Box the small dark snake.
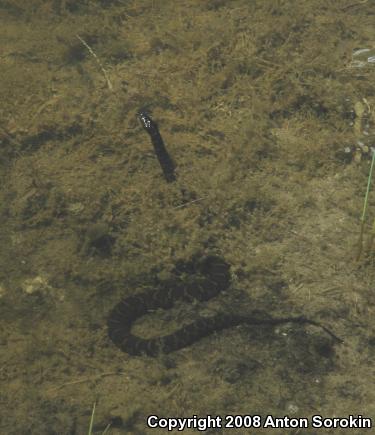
[107,255,342,357]
[138,110,176,183]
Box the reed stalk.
[356,150,375,260]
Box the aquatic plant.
[88,402,111,435]
[356,150,375,260]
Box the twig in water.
[174,197,205,209]
[76,34,113,91]
[47,370,124,393]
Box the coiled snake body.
[107,255,341,356]
[107,256,231,356]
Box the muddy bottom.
[0,1,375,434]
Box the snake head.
[137,108,154,131]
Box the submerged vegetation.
[0,0,375,433]
[356,151,375,260]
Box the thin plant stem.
[356,150,375,260]
[76,34,113,91]
[87,401,111,434]
[88,401,96,435]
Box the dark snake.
[138,109,176,183]
[107,114,341,356]
[107,255,342,357]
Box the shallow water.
[0,1,375,434]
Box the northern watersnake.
[107,255,342,357]
[107,114,341,356]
